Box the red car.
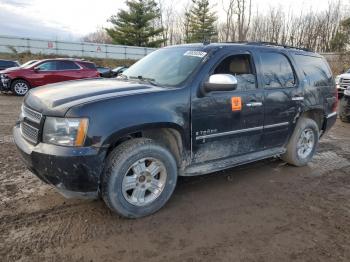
[0,58,100,96]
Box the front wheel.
[281,117,319,166]
[102,138,178,218]
[11,79,30,96]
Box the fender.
[66,86,191,150]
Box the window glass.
[294,55,332,87]
[123,48,206,86]
[57,61,80,70]
[37,61,57,71]
[0,61,17,68]
[80,62,96,69]
[213,54,257,91]
[260,52,296,88]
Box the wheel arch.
[299,108,325,133]
[10,77,31,88]
[103,123,188,169]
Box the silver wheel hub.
[14,82,28,95]
[297,128,315,159]
[122,158,167,206]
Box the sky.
[0,0,346,41]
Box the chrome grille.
[340,78,350,88]
[20,122,39,144]
[22,105,42,124]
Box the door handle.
[246,102,263,107]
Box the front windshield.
[123,48,207,86]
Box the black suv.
[14,43,337,218]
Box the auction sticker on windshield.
[184,51,207,58]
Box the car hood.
[24,78,165,116]
[338,73,350,79]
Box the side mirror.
[33,66,40,72]
[203,74,238,93]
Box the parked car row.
[0,58,128,96]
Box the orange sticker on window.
[231,97,242,111]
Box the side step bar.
[182,147,286,176]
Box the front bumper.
[13,124,107,198]
[0,74,10,90]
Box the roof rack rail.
[222,41,313,52]
[246,42,313,52]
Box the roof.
[167,42,317,55]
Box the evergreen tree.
[186,0,217,43]
[106,0,165,47]
[330,18,350,52]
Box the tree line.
[82,0,350,52]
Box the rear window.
[0,60,18,68]
[294,54,332,87]
[79,62,96,70]
[259,52,296,88]
[57,61,80,70]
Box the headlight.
[43,117,89,146]
[335,76,341,85]
[345,87,350,96]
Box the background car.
[0,59,20,70]
[96,66,112,78]
[335,68,350,97]
[20,60,38,68]
[111,66,128,77]
[0,58,100,96]
[339,87,350,123]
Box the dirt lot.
[0,95,350,262]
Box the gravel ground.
[0,94,350,262]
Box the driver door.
[191,51,264,163]
[32,61,60,86]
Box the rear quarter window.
[79,62,96,70]
[294,54,333,87]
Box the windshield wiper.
[128,75,159,86]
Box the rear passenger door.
[258,51,303,148]
[56,61,82,82]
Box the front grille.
[20,121,39,144]
[22,105,42,124]
[20,105,42,144]
[340,78,350,88]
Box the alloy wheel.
[297,128,315,159]
[122,157,167,206]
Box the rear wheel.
[281,117,319,166]
[102,138,178,218]
[11,79,30,96]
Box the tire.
[11,79,30,96]
[281,117,319,166]
[339,97,350,123]
[102,138,178,218]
